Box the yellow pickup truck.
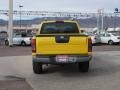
[32,20,92,74]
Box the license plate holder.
[56,55,68,62]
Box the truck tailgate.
[36,35,88,55]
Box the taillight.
[88,38,92,52]
[32,39,36,53]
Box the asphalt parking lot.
[0,45,120,90]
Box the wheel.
[119,42,120,45]
[78,61,89,73]
[108,40,114,45]
[33,61,43,74]
[21,41,26,46]
[5,40,9,46]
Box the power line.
[0,10,103,18]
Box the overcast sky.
[0,0,119,12]
[0,0,119,19]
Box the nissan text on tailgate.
[32,20,92,74]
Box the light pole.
[8,0,13,46]
[97,9,102,34]
[4,13,8,30]
[97,9,104,34]
[101,9,104,32]
[97,10,99,32]
[19,5,23,31]
[114,8,119,31]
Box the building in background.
[0,24,38,34]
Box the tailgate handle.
[55,35,69,43]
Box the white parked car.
[100,32,120,45]
[5,34,32,46]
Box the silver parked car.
[5,34,32,46]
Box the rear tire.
[108,40,114,45]
[21,41,26,46]
[33,61,43,74]
[5,40,9,46]
[78,61,89,73]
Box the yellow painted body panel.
[35,36,88,55]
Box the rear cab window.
[40,21,79,34]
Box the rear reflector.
[88,38,92,52]
[32,39,36,53]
